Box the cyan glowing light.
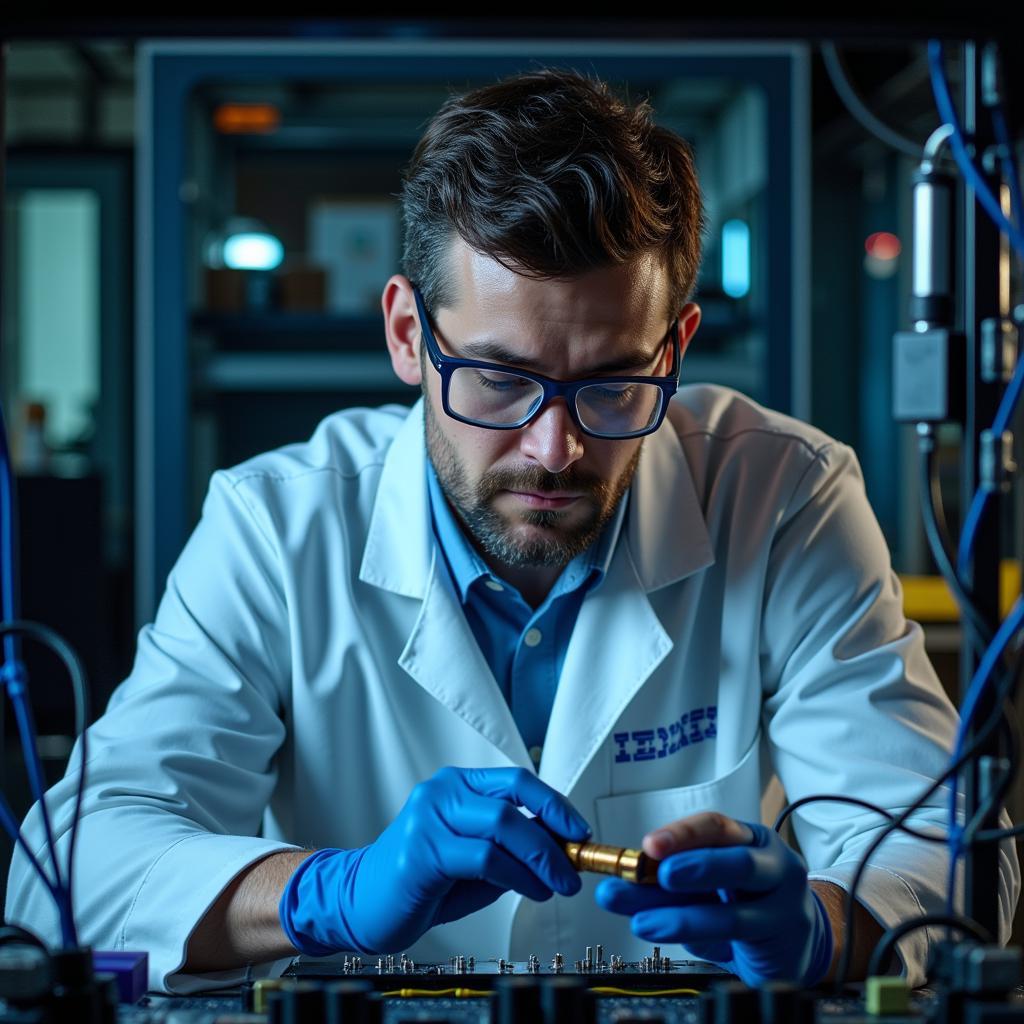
[722,219,751,299]
[223,232,284,271]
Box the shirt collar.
[425,458,628,605]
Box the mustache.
[478,465,607,499]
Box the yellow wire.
[381,987,492,998]
[381,983,701,999]
[589,986,701,996]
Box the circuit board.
[6,956,1024,1022]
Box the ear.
[677,302,702,359]
[382,275,423,386]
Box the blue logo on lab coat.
[612,705,718,763]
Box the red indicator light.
[865,231,902,260]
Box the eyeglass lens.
[448,367,664,436]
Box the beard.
[424,394,641,570]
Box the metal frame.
[137,38,809,626]
[5,149,134,568]
[958,39,1003,942]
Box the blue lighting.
[223,232,284,271]
[722,219,750,299]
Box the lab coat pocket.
[593,730,764,847]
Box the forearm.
[183,850,316,972]
[810,880,887,982]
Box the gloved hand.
[279,765,591,956]
[594,812,834,986]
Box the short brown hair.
[399,66,706,320]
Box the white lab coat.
[5,385,1019,993]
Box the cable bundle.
[781,38,1024,989]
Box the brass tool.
[560,837,660,884]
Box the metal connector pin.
[559,837,659,884]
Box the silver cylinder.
[912,171,952,302]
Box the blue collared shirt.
[426,460,628,760]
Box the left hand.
[594,811,834,987]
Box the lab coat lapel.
[358,398,433,599]
[398,554,532,770]
[627,406,715,592]
[359,398,532,769]
[540,418,715,797]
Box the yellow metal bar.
[900,560,1019,622]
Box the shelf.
[218,125,424,153]
[190,301,760,394]
[192,311,381,337]
[193,298,745,333]
[196,351,402,392]
[193,348,764,398]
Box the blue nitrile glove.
[279,765,591,956]
[594,820,834,986]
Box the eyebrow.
[457,338,665,376]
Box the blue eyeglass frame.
[411,283,681,440]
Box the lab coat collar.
[627,408,715,591]
[358,399,434,598]
[359,398,715,598]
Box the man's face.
[412,238,683,573]
[424,381,643,570]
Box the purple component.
[92,950,148,1004]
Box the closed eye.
[474,369,534,390]
[587,383,637,403]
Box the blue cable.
[0,405,76,945]
[957,490,990,580]
[945,596,1024,912]
[0,788,61,896]
[930,41,1024,578]
[956,346,1024,577]
[955,596,1024,770]
[0,619,88,951]
[928,41,1024,259]
[8,677,66,891]
[932,54,1024,913]
[0,410,64,889]
[1,792,74,946]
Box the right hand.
[278,765,592,955]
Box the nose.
[517,398,585,474]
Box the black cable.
[867,914,992,981]
[0,922,48,951]
[834,645,1024,989]
[0,620,90,947]
[820,42,927,160]
[917,431,995,649]
[774,794,947,843]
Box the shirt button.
[484,579,504,592]
[524,628,543,648]
[529,745,543,766]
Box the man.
[6,67,1018,994]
